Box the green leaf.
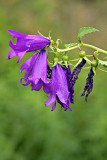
[98,59,107,67]
[65,43,77,48]
[78,27,99,43]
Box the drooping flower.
[70,58,86,87]
[81,67,94,101]
[7,30,51,62]
[44,64,72,111]
[20,50,49,91]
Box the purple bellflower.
[20,50,49,91]
[44,64,72,111]
[81,67,94,101]
[7,30,50,62]
[70,58,86,87]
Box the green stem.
[57,45,79,52]
[82,43,107,54]
[84,57,92,65]
[73,58,82,69]
[57,43,107,54]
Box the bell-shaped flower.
[20,50,49,91]
[44,64,72,111]
[7,30,51,62]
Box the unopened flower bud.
[79,50,86,58]
[62,55,69,61]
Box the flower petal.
[44,64,70,110]
[43,83,51,94]
[20,54,37,81]
[31,50,48,83]
[8,49,16,59]
[20,78,31,86]
[8,49,28,62]
[51,102,56,111]
[45,94,56,106]
[7,29,25,38]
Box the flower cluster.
[8,29,96,111]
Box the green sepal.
[64,61,68,68]
[37,31,48,38]
[78,27,99,43]
[56,39,62,47]
[52,57,59,67]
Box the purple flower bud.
[20,50,49,91]
[81,67,94,101]
[70,58,86,87]
[7,30,51,62]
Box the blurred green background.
[0,0,107,159]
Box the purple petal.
[7,30,25,38]
[61,65,74,104]
[51,102,56,111]
[43,83,52,94]
[30,50,48,83]
[8,49,28,62]
[20,54,37,81]
[8,49,16,59]
[45,94,56,106]
[20,78,30,86]
[20,50,49,92]
[54,64,70,105]
[30,79,43,91]
[44,64,70,110]
[57,95,72,111]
